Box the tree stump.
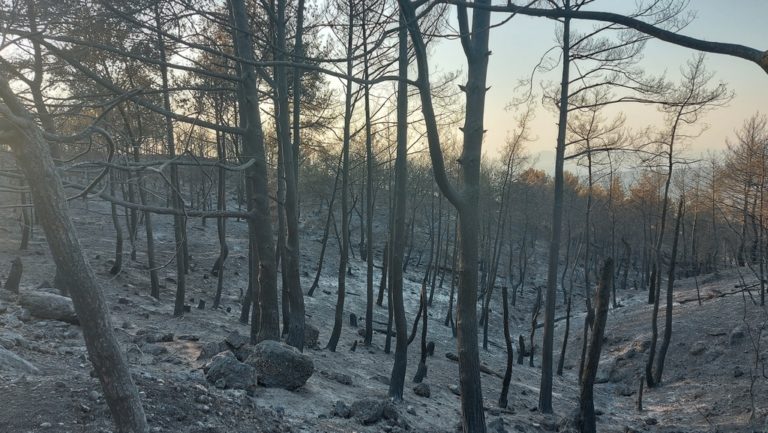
[4,258,22,294]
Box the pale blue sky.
[430,0,768,171]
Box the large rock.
[246,340,314,390]
[0,347,40,375]
[349,398,398,425]
[19,291,78,325]
[203,351,257,390]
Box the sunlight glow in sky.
[430,0,768,172]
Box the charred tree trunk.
[653,198,683,384]
[576,259,613,433]
[388,13,409,400]
[498,285,514,408]
[326,0,354,352]
[108,172,123,275]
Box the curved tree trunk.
[0,78,148,433]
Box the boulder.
[203,351,257,390]
[19,291,78,324]
[413,383,431,397]
[0,347,40,375]
[349,398,398,425]
[246,340,314,390]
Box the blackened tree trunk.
[398,0,492,429]
[275,0,305,351]
[540,0,571,412]
[576,259,613,433]
[653,198,684,384]
[326,0,354,352]
[387,12,409,400]
[230,0,279,342]
[109,171,123,275]
[212,131,229,309]
[155,6,187,317]
[498,285,514,408]
[362,5,374,347]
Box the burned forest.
[0,1,767,432]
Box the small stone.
[118,297,130,305]
[195,394,210,404]
[89,390,100,401]
[413,383,431,398]
[80,403,91,413]
[17,309,31,322]
[141,343,168,356]
[40,422,52,428]
[406,405,416,415]
[734,366,744,378]
[333,400,351,418]
[488,417,507,433]
[645,417,658,425]
[730,325,747,345]
[448,384,461,396]
[689,341,707,356]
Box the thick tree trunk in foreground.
[397,1,490,429]
[275,0,305,351]
[576,258,613,433]
[230,0,279,343]
[0,78,148,433]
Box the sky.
[429,0,768,172]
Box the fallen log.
[20,291,79,324]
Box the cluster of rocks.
[200,331,315,392]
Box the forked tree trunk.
[398,0,490,429]
[576,259,613,433]
[654,198,684,384]
[0,78,148,433]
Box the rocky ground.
[0,197,766,433]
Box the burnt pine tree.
[397,0,492,430]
